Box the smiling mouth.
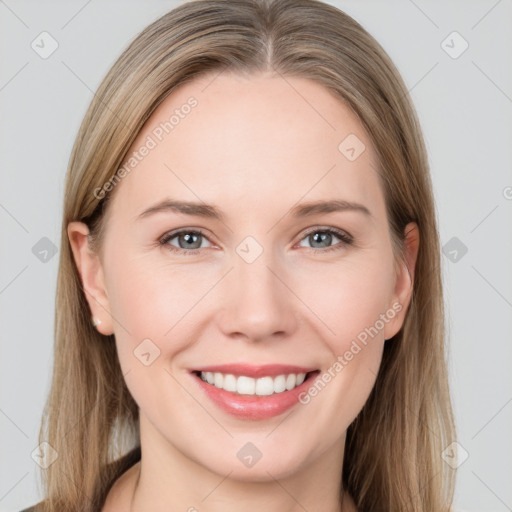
[192,370,320,397]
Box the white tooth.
[237,376,256,395]
[255,376,274,396]
[273,374,287,393]
[223,374,237,392]
[200,371,310,394]
[214,372,224,388]
[285,374,297,391]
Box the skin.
[68,70,419,512]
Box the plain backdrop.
[1,1,511,511]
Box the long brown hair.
[35,1,456,510]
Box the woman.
[23,0,456,510]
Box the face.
[69,71,417,481]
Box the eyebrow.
[290,199,372,218]
[135,198,372,222]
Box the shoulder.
[20,505,38,512]
[20,499,48,511]
[102,459,140,511]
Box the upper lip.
[191,364,318,378]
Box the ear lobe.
[67,221,114,335]
[383,222,420,341]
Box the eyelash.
[158,227,354,256]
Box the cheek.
[104,255,224,413]
[106,255,214,342]
[104,258,204,413]
[295,253,395,350]
[292,254,394,430]
[296,267,389,440]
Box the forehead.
[109,71,383,222]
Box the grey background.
[1,1,511,511]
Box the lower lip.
[191,371,320,420]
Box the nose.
[216,247,298,343]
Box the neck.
[126,413,355,512]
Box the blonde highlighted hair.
[34,1,456,510]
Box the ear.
[383,222,420,341]
[67,221,114,335]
